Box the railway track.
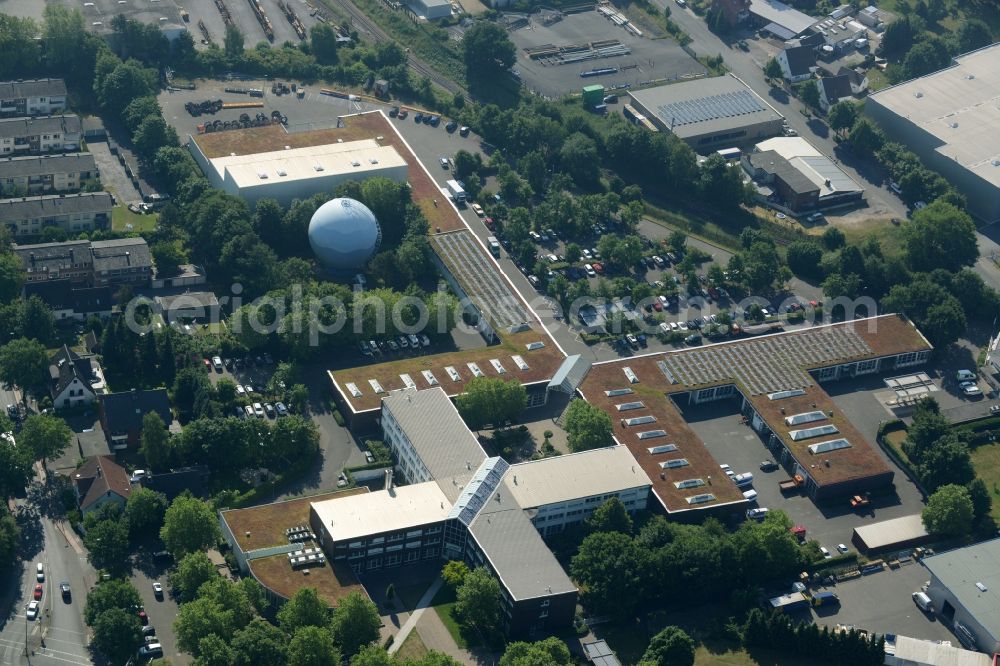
[320,0,466,97]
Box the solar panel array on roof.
[659,325,874,395]
[656,90,766,127]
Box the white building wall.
[530,486,649,535]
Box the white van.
[742,489,758,501]
[733,472,754,487]
[36,563,44,582]
[956,369,977,382]
[912,591,933,612]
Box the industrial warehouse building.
[743,136,864,212]
[924,538,1000,654]
[404,0,452,19]
[866,44,1000,223]
[627,75,784,151]
[188,137,408,206]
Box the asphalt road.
[0,493,95,666]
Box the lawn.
[429,584,475,650]
[970,442,1000,523]
[111,206,158,232]
[884,429,912,466]
[695,645,822,665]
[394,631,429,660]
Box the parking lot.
[0,0,328,48]
[506,9,706,98]
[677,392,927,551]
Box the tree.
[821,226,846,250]
[170,551,219,602]
[763,57,782,80]
[84,518,130,574]
[455,377,527,430]
[500,637,573,666]
[277,587,330,633]
[174,597,238,656]
[639,626,696,666]
[19,413,72,469]
[43,6,89,78]
[441,560,470,588]
[454,567,501,635]
[902,201,978,272]
[563,398,613,452]
[194,634,235,666]
[140,412,172,470]
[848,119,884,156]
[0,337,50,403]
[160,494,221,557]
[462,21,516,83]
[587,497,633,535]
[0,430,31,498]
[918,434,975,491]
[966,478,992,526]
[125,487,168,539]
[560,133,600,188]
[957,19,992,53]
[92,607,143,665]
[287,626,340,666]
[329,590,381,657]
[786,241,823,279]
[571,531,649,618]
[796,80,821,110]
[84,579,142,625]
[828,101,859,136]
[922,484,974,538]
[0,253,23,304]
[231,617,287,666]
[309,23,339,64]
[224,24,244,59]
[132,114,177,161]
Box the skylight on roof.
[686,493,716,505]
[807,438,851,454]
[789,424,839,441]
[606,388,634,397]
[646,442,677,453]
[785,410,827,426]
[640,431,669,441]
[768,389,807,400]
[616,401,645,412]
[659,458,689,469]
[675,478,705,490]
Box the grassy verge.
[970,442,1000,523]
[111,206,158,232]
[394,631,430,660]
[429,584,474,649]
[884,429,912,466]
[324,0,465,86]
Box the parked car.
[759,460,779,472]
[264,403,276,418]
[275,402,289,417]
[36,563,44,582]
[253,403,265,418]
[26,601,39,620]
[152,582,163,599]
[60,581,71,601]
[837,544,849,554]
[439,157,449,169]
[471,203,485,217]
[820,546,832,558]
[33,584,42,600]
[746,508,769,520]
[459,126,470,136]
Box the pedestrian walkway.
[387,577,443,655]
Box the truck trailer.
[446,179,466,204]
[769,592,810,613]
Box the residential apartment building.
[0,192,111,237]
[13,237,152,286]
[0,153,99,195]
[0,115,82,155]
[0,79,68,118]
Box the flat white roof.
[504,446,649,509]
[311,481,452,543]
[852,513,928,550]
[887,635,991,666]
[749,0,817,35]
[868,44,1000,188]
[210,140,407,188]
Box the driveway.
[130,557,189,665]
[89,140,142,206]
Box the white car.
[719,463,735,477]
[236,384,246,396]
[582,249,593,259]
[26,601,39,620]
[820,546,832,558]
[130,469,147,483]
[471,203,484,217]
[964,385,983,397]
[253,402,265,418]
[212,356,223,371]
[837,544,849,554]
[152,582,163,598]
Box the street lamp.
[24,604,31,665]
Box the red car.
[33,584,42,600]
[483,217,494,230]
[653,301,663,312]
[592,262,604,274]
[203,358,211,371]
[138,610,148,625]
